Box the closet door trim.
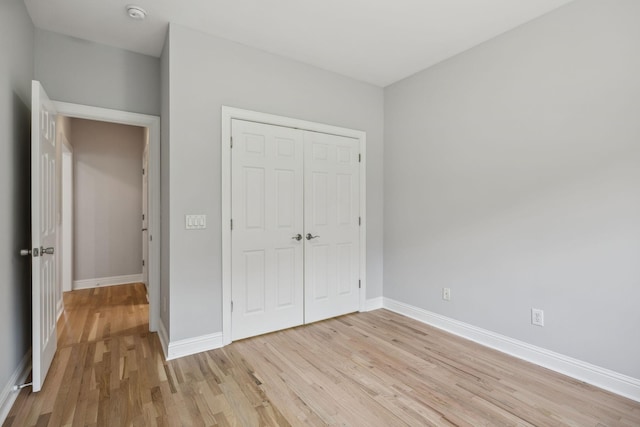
[221,106,367,346]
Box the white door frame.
[54,101,161,332]
[60,141,73,295]
[221,106,367,345]
[142,136,149,290]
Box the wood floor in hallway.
[4,283,640,426]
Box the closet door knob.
[291,234,302,241]
[306,233,320,240]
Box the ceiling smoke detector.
[126,5,147,20]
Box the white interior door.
[303,131,360,323]
[142,140,149,289]
[231,119,304,340]
[31,81,58,392]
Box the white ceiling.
[24,0,574,87]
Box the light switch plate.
[185,214,206,230]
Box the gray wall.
[34,29,160,116]
[384,0,640,378]
[0,0,33,399]
[165,24,384,341]
[71,119,144,281]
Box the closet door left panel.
[231,120,304,341]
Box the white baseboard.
[0,349,32,425]
[156,319,223,362]
[383,297,640,403]
[364,297,383,311]
[73,274,143,290]
[164,331,224,361]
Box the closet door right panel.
[304,131,360,323]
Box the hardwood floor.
[4,284,639,426]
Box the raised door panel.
[243,250,266,314]
[244,167,266,229]
[275,247,296,307]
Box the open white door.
[31,81,58,392]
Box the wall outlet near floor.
[442,287,451,301]
[531,308,544,326]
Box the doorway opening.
[58,118,147,290]
[54,102,160,333]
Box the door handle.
[40,246,54,255]
[291,234,302,241]
[306,233,320,240]
[142,228,148,232]
[20,249,31,256]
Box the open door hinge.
[142,259,145,267]
[358,153,361,163]
[359,216,361,226]
[231,301,234,312]
[359,280,361,289]
[142,168,145,175]
[230,219,233,230]
[230,136,233,148]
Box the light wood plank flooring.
[4,283,639,426]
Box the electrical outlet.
[531,308,544,326]
[442,287,451,301]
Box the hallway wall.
[71,119,145,284]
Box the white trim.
[60,144,73,294]
[365,297,383,311]
[56,135,73,325]
[158,321,170,361]
[0,349,32,425]
[53,101,161,333]
[383,297,640,403]
[158,312,221,362]
[221,106,367,346]
[165,333,224,361]
[73,274,143,290]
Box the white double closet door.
[231,119,361,341]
